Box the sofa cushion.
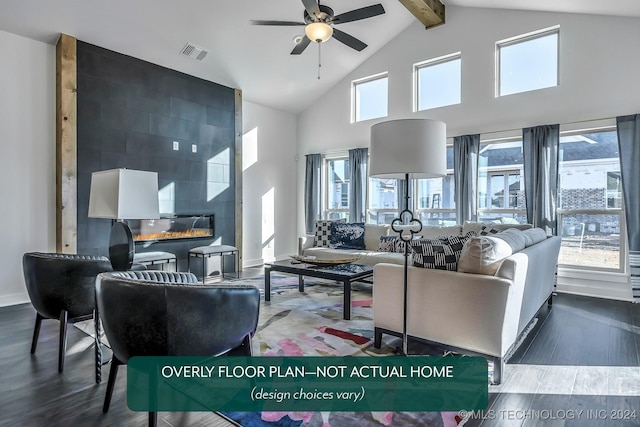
[492,228,527,253]
[462,221,532,236]
[420,225,463,239]
[303,247,405,266]
[329,222,365,250]
[410,235,470,271]
[313,219,345,247]
[365,224,390,250]
[457,235,513,275]
[522,228,548,247]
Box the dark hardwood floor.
[1,281,639,426]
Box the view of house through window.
[325,158,350,221]
[368,178,398,224]
[478,140,526,224]
[352,73,388,122]
[415,53,461,111]
[497,26,559,96]
[416,146,456,225]
[557,130,623,271]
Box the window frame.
[351,72,388,123]
[556,127,626,273]
[323,154,350,221]
[414,52,462,112]
[495,26,560,97]
[477,139,527,222]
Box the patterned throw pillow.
[478,225,501,236]
[329,222,365,250]
[313,219,345,247]
[410,235,471,271]
[377,235,397,252]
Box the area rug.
[220,274,465,427]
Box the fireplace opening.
[129,214,214,242]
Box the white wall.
[296,6,640,235]
[0,30,56,306]
[242,101,298,267]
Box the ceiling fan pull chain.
[317,42,322,80]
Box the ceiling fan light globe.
[305,22,333,42]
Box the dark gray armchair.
[22,252,114,373]
[96,270,260,427]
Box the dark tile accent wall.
[76,41,236,271]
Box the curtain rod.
[473,115,617,138]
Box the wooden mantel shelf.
[398,0,445,29]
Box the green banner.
[127,356,487,412]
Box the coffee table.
[264,260,373,320]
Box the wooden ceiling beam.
[398,0,445,29]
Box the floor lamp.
[369,119,447,355]
[88,168,160,271]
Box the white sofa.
[373,234,561,384]
[298,224,406,266]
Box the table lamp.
[88,168,160,270]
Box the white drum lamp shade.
[369,118,447,179]
[88,168,160,271]
[88,169,160,220]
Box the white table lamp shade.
[369,118,447,179]
[88,169,160,220]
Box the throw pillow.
[478,224,501,236]
[377,235,397,252]
[364,224,390,250]
[410,235,471,271]
[329,222,365,250]
[457,236,513,275]
[313,219,345,247]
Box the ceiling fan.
[251,0,385,55]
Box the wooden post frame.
[56,34,78,253]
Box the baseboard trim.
[0,292,30,308]
[243,258,264,268]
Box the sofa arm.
[373,263,516,358]
[298,234,315,255]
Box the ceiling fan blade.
[332,29,367,51]
[332,4,385,24]
[251,20,306,26]
[291,36,312,55]
[301,0,321,18]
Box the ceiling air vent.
[180,43,209,61]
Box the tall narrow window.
[497,26,559,96]
[325,157,350,221]
[477,140,527,224]
[415,146,456,225]
[557,130,624,271]
[352,73,388,123]
[415,53,461,111]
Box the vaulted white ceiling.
[1,0,639,113]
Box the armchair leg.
[103,358,121,413]
[149,411,158,427]
[58,310,68,373]
[31,313,43,354]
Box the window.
[367,178,398,224]
[352,73,388,122]
[325,157,350,221]
[557,130,624,271]
[497,27,559,96]
[415,53,461,111]
[477,140,527,224]
[415,146,456,225]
